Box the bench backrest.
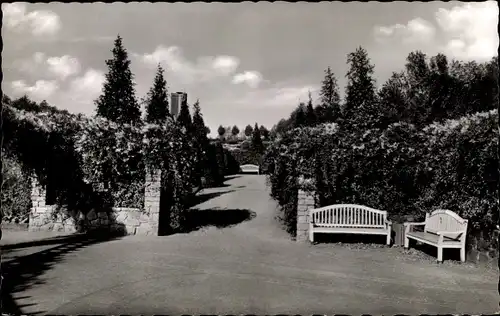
[240,164,259,173]
[425,209,468,238]
[310,204,388,228]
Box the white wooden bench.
[309,204,392,245]
[404,209,468,263]
[239,164,260,174]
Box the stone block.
[41,223,54,231]
[126,225,137,235]
[64,225,77,233]
[115,211,128,223]
[98,212,108,219]
[100,218,109,226]
[87,210,97,221]
[125,218,140,226]
[136,223,153,235]
[140,213,150,223]
[297,215,309,224]
[297,222,309,231]
[53,223,65,232]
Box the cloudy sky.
[2,2,498,135]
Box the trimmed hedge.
[264,111,498,246]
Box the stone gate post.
[142,169,161,236]
[296,177,316,243]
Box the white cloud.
[233,83,318,108]
[67,69,105,102]
[11,79,59,100]
[435,1,498,61]
[232,71,263,88]
[2,3,61,36]
[374,17,436,44]
[212,56,240,75]
[46,55,81,79]
[136,45,243,84]
[373,2,498,61]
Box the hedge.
[264,111,498,247]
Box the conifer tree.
[316,66,341,124]
[177,96,192,133]
[251,122,264,153]
[343,47,379,130]
[95,35,141,125]
[305,91,317,126]
[145,64,170,124]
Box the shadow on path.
[179,208,256,234]
[185,190,234,209]
[1,232,123,315]
[224,175,241,181]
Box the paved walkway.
[2,175,498,314]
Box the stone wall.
[28,170,162,236]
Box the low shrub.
[1,153,31,223]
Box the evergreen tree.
[259,125,270,140]
[145,64,170,124]
[217,125,226,139]
[251,122,264,153]
[95,35,141,125]
[343,47,379,130]
[192,100,210,188]
[177,97,192,133]
[305,91,317,126]
[244,124,253,137]
[316,66,341,123]
[292,103,307,128]
[231,125,240,137]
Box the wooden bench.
[309,204,392,245]
[239,164,260,174]
[404,209,468,263]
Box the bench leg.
[460,247,466,263]
[437,247,443,263]
[386,233,391,246]
[309,229,314,243]
[404,236,409,249]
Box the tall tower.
[170,92,187,119]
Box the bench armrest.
[403,222,425,233]
[436,230,465,235]
[403,222,425,227]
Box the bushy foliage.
[265,111,498,243]
[75,117,145,208]
[1,153,31,223]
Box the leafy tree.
[205,126,211,136]
[177,97,192,133]
[217,125,226,139]
[145,64,170,124]
[259,125,270,140]
[251,122,264,153]
[244,124,253,137]
[305,91,317,126]
[231,125,240,137]
[343,46,379,130]
[316,66,341,123]
[403,51,431,127]
[378,71,410,126]
[95,35,141,125]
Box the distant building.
[170,92,187,118]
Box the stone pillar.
[31,176,46,208]
[29,176,47,232]
[296,177,316,243]
[141,169,161,236]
